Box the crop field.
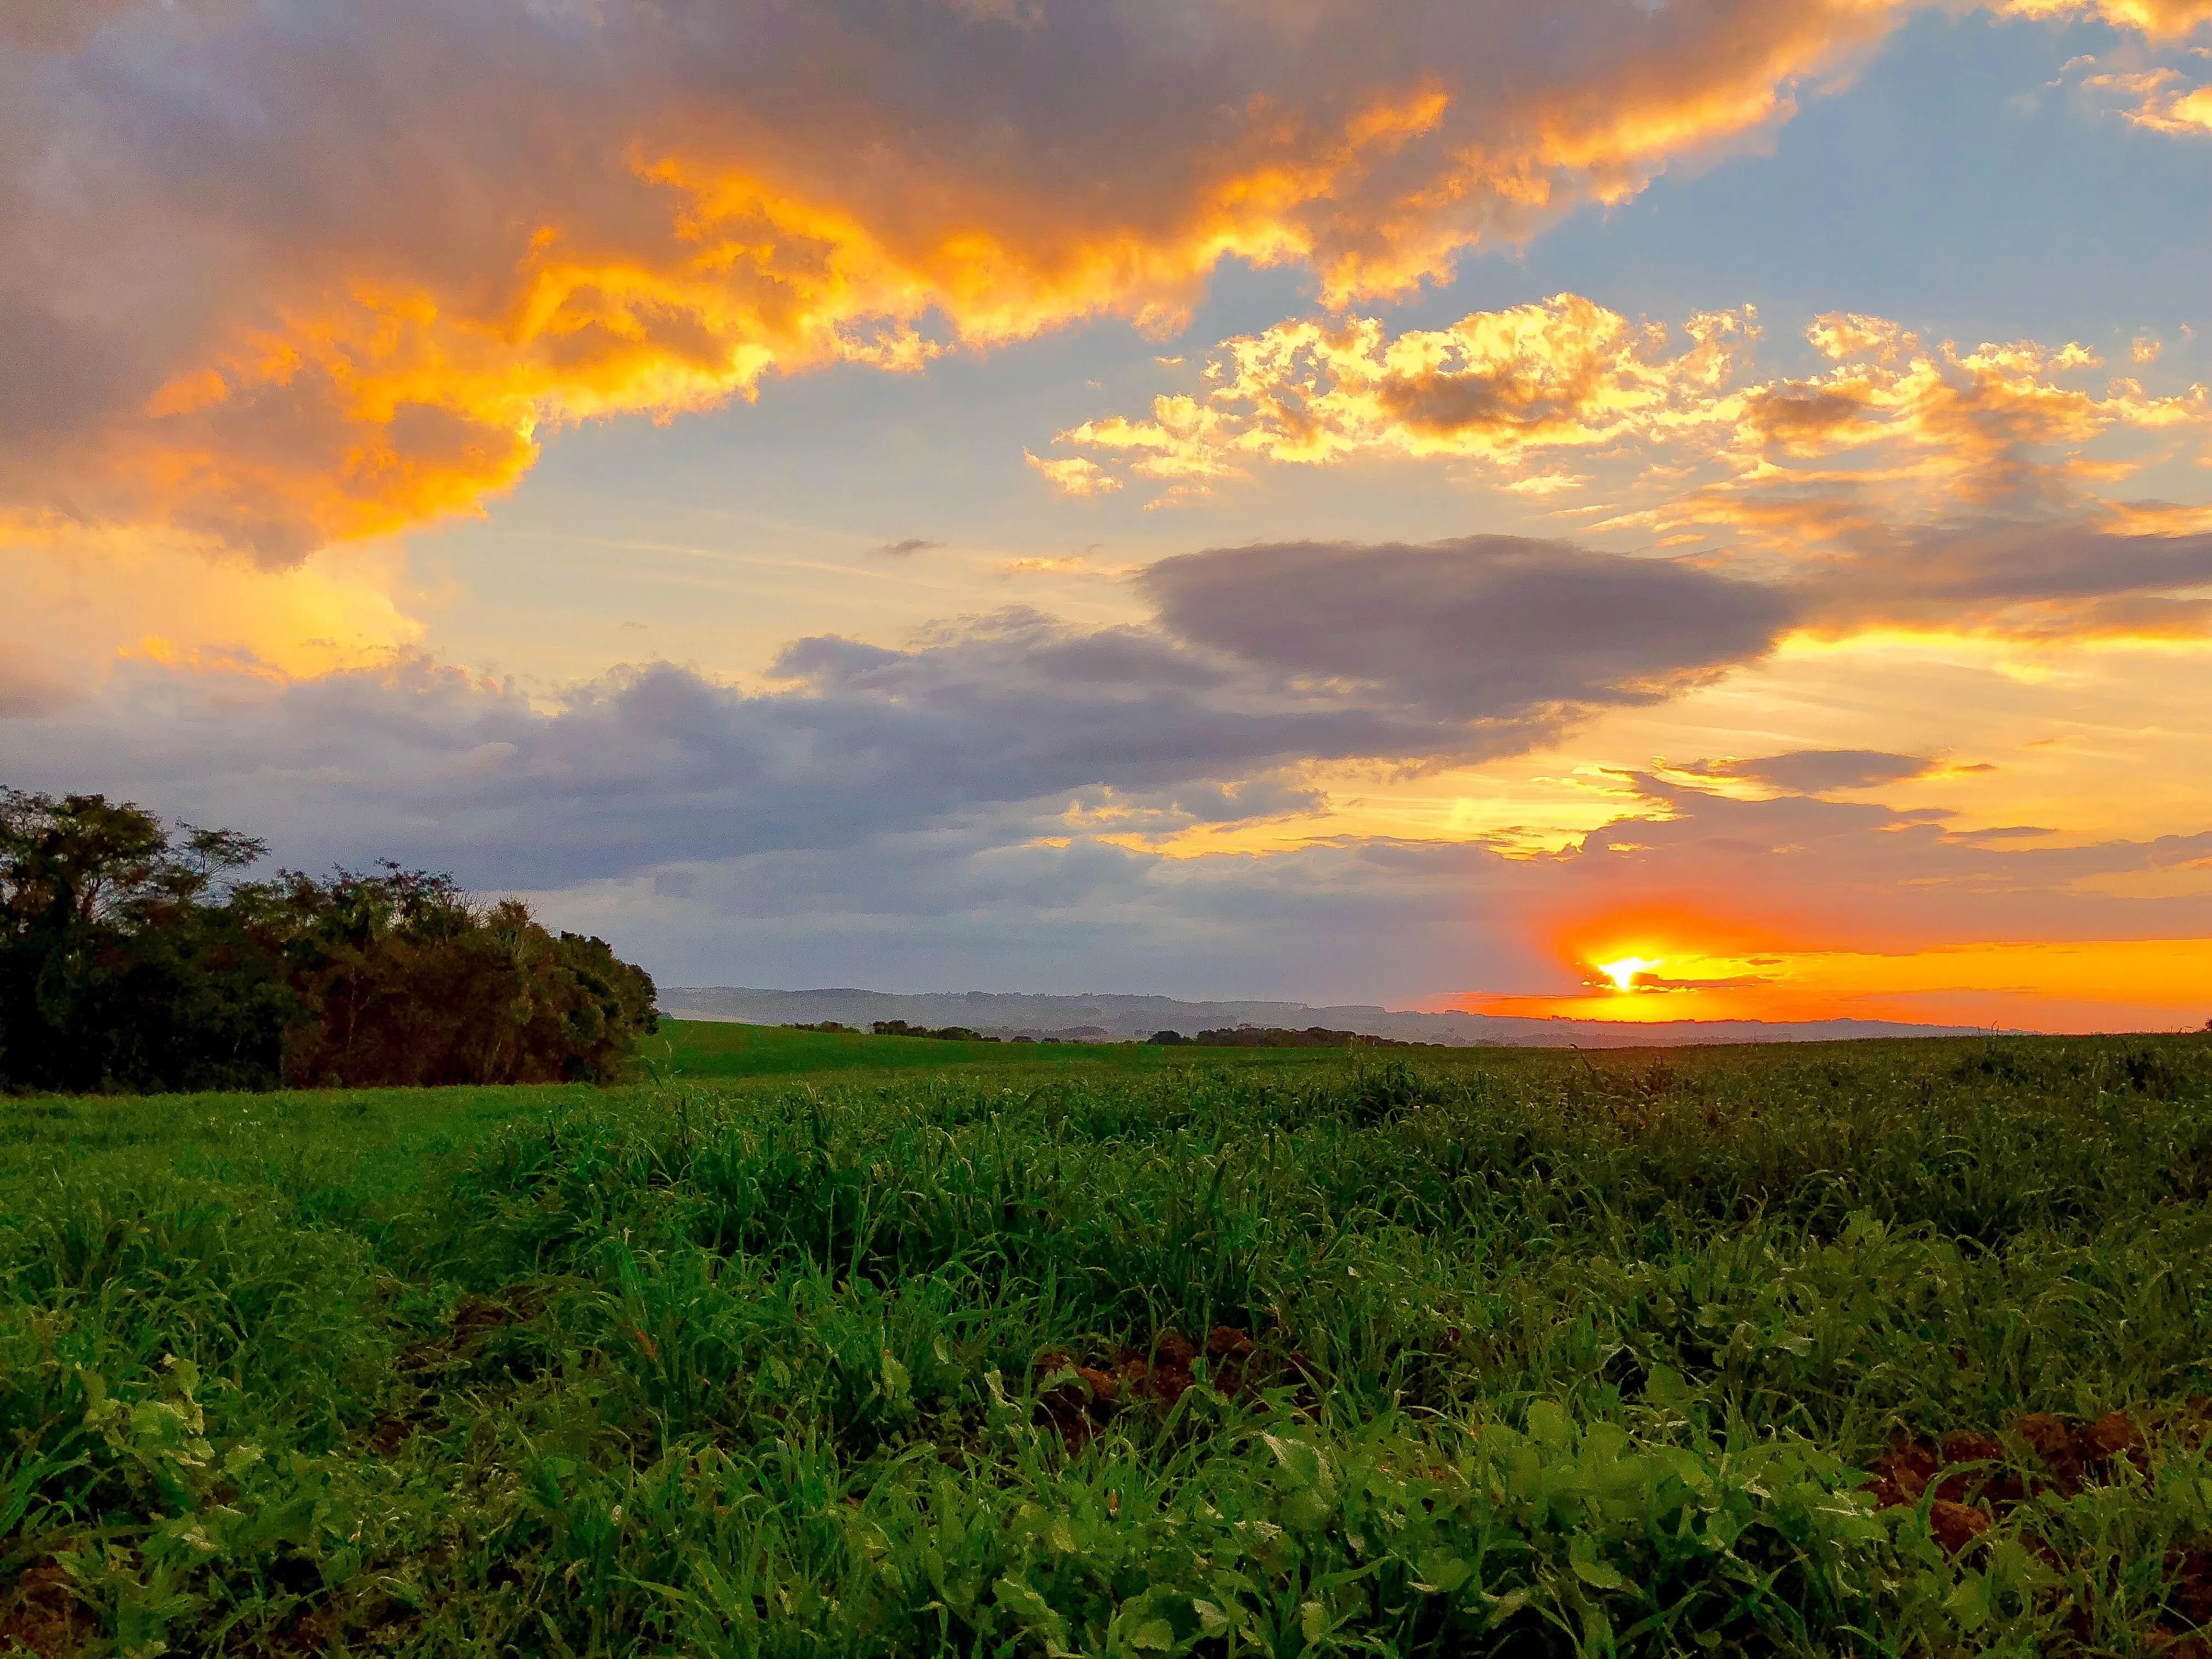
[4,1030,2212,1656]
[645,1021,1380,1081]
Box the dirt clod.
[1940,1429,2004,1465]
[1928,1499,1992,1554]
[0,1561,95,1659]
[1032,1327,1284,1448]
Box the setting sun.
[1595,955,1666,992]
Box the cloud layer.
[1041,298,2212,639]
[1043,301,2209,535]
[3,0,2201,567]
[0,534,1795,885]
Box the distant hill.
[659,988,2001,1048]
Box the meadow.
[4,1024,2212,1656]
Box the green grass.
[5,1032,2212,1655]
[649,1019,1382,1080]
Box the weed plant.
[4,1035,2212,1655]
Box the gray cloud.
[1682,749,1936,794]
[0,534,1794,886]
[874,537,941,557]
[1143,535,1797,718]
[1802,522,2212,638]
[1559,775,2212,946]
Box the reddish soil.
[0,1561,95,1658]
[1927,1499,1992,1554]
[1861,1409,2212,1648]
[397,1288,545,1374]
[272,1607,335,1656]
[364,1414,416,1455]
[1863,1409,2152,1533]
[1031,1326,1306,1448]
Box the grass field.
[5,1026,2212,1656]
[646,1020,1376,1081]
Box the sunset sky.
[4,0,2211,1030]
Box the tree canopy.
[0,788,657,1093]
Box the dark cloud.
[874,537,941,557]
[1142,535,1796,718]
[0,534,1796,886]
[1802,522,2212,639]
[1682,749,1936,794]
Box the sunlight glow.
[1596,955,1666,992]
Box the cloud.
[1047,301,2212,640]
[0,528,425,701]
[503,772,2212,1012]
[1025,451,1122,497]
[2084,65,2212,132]
[1798,520,2212,639]
[1048,300,2210,532]
[874,537,941,557]
[0,641,76,718]
[1139,535,1795,719]
[1050,296,1755,496]
[2001,0,2212,38]
[7,0,2181,567]
[1533,773,2212,955]
[0,533,1792,886]
[1677,748,1936,793]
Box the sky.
[3,0,2211,1031]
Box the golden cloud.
[1047,298,2211,563]
[1628,318,2210,545]
[1048,296,1757,497]
[1,0,2123,569]
[2088,66,2212,132]
[1999,0,2212,37]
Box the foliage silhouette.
[0,788,656,1092]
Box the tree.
[1,788,658,1093]
[265,866,659,1087]
[0,789,287,1092]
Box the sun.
[1596,955,1666,992]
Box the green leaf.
[1570,1535,1627,1592]
[995,1575,1068,1640]
[1412,1554,1472,1595]
[1526,1401,1571,1447]
[1943,1573,1990,1631]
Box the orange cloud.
[2085,66,2212,132]
[1999,0,2212,37]
[3,526,425,692]
[1653,318,2208,533]
[1047,301,2212,548]
[0,0,2102,572]
[1050,296,1756,496]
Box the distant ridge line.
[660,987,2004,1048]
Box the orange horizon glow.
[1437,933,2212,1033]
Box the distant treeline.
[781,1020,1437,1050]
[1149,1025,1437,1049]
[785,1020,1003,1042]
[0,789,658,1094]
